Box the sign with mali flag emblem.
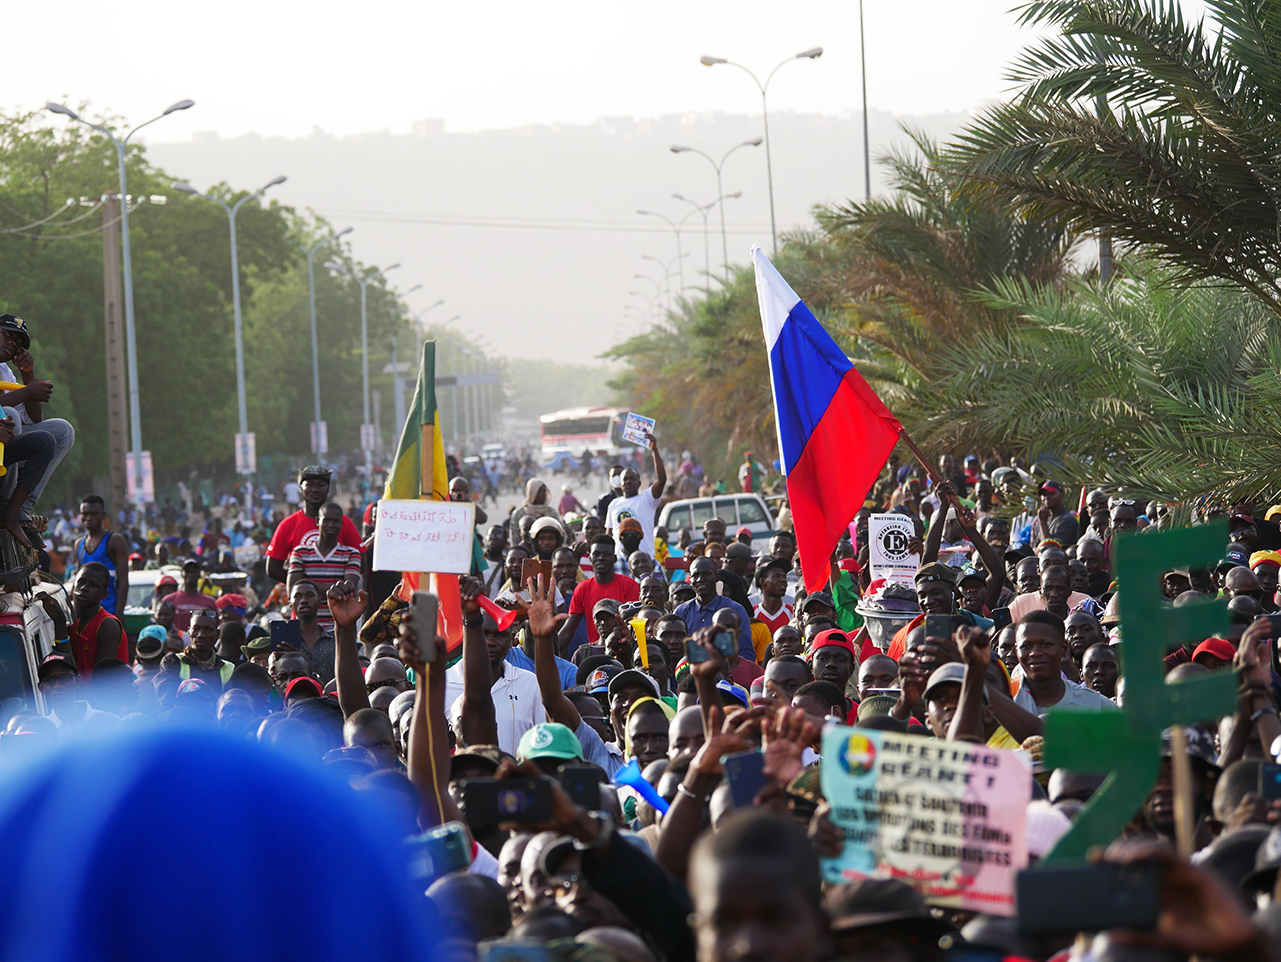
[384,341,465,664]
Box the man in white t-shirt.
[605,433,666,561]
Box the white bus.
[539,406,625,464]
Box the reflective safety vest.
[178,659,236,686]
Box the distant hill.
[148,108,973,365]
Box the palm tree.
[946,0,1281,314]
[809,131,1076,377]
[918,261,1281,504]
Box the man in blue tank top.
[74,494,130,623]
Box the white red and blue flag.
[753,245,903,594]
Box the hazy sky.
[15,1,1047,137]
[10,0,1209,370]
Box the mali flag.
[384,341,464,664]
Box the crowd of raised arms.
[8,394,1281,961]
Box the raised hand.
[327,580,369,630]
[762,705,821,786]
[688,626,728,681]
[957,626,992,673]
[397,608,426,672]
[525,574,568,639]
[459,576,483,615]
[688,705,751,780]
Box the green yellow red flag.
[384,341,463,663]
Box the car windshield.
[738,499,768,525]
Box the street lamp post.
[673,191,742,285]
[627,290,657,325]
[303,227,353,455]
[46,98,195,510]
[636,210,684,294]
[670,138,762,283]
[329,261,399,470]
[173,175,286,480]
[391,283,423,434]
[641,253,688,314]
[700,47,823,253]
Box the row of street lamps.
[628,47,823,324]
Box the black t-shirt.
[716,568,753,614]
[1256,517,1281,552]
[594,492,617,521]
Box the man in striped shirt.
[287,502,362,633]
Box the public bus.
[539,407,625,465]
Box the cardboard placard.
[820,726,1030,915]
[622,412,655,447]
[868,512,919,585]
[372,499,475,574]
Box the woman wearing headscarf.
[509,478,561,535]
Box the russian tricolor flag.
[754,246,903,594]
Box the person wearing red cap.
[806,628,859,721]
[1192,638,1237,671]
[1031,479,1079,545]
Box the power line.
[315,208,779,235]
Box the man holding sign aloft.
[605,432,666,562]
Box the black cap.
[299,464,331,481]
[37,653,77,680]
[0,314,30,350]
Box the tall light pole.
[642,253,687,314]
[634,274,663,319]
[46,98,194,509]
[302,226,353,455]
[391,283,422,434]
[173,175,286,479]
[329,261,399,468]
[673,191,742,285]
[859,1,871,200]
[699,47,823,253]
[636,210,684,294]
[671,138,762,284]
[628,290,657,325]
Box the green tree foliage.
[919,264,1281,505]
[0,108,463,507]
[945,0,1281,313]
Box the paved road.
[483,468,611,527]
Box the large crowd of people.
[6,417,1281,961]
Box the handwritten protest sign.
[868,513,919,585]
[372,499,475,574]
[821,726,1030,914]
[622,412,655,447]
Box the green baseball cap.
[517,723,583,763]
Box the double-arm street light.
[670,138,761,283]
[328,261,399,465]
[636,209,684,294]
[673,191,741,285]
[699,47,823,253]
[46,98,195,506]
[173,175,286,475]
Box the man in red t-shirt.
[69,562,128,677]
[167,559,213,632]
[557,536,639,653]
[265,466,361,583]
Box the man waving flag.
[753,245,903,594]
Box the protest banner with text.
[820,726,1030,915]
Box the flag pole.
[896,428,968,516]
